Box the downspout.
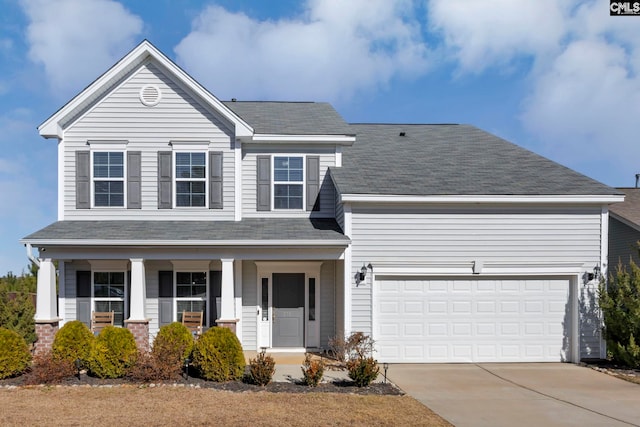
[25,243,40,267]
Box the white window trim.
[173,270,209,327]
[272,154,306,211]
[172,150,208,209]
[91,269,127,327]
[90,150,126,208]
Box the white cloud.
[429,0,640,185]
[21,0,143,97]
[174,0,430,102]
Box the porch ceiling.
[22,218,349,247]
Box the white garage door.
[374,277,571,363]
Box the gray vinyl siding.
[242,146,336,218]
[241,261,258,350]
[348,205,603,356]
[62,60,236,220]
[143,260,172,341]
[609,218,640,270]
[320,261,336,348]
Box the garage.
[373,276,573,363]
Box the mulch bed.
[581,359,640,384]
[0,369,403,395]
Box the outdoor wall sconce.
[587,264,601,281]
[355,263,373,286]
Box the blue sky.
[1,0,638,274]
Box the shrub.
[328,332,376,365]
[127,349,184,382]
[192,327,245,382]
[153,322,194,362]
[25,352,77,385]
[88,326,138,379]
[301,353,324,387]
[0,327,31,379]
[246,350,275,386]
[599,259,640,368]
[51,320,94,367]
[347,356,379,387]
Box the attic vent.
[139,85,161,106]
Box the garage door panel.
[374,277,570,363]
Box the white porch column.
[35,258,57,321]
[128,258,147,321]
[219,258,236,320]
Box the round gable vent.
[140,85,161,106]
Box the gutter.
[25,243,40,267]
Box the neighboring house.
[23,40,623,363]
[609,188,640,271]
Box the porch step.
[244,351,308,365]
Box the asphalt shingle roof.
[23,219,347,243]
[610,188,640,227]
[330,124,619,196]
[223,101,352,135]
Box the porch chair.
[182,311,203,337]
[91,311,114,335]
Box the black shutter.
[158,271,174,327]
[209,152,223,209]
[256,155,271,211]
[127,151,141,209]
[76,151,90,209]
[306,156,320,211]
[76,270,91,327]
[158,151,172,209]
[210,271,222,326]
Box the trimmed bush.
[25,352,77,385]
[192,327,245,382]
[0,327,31,379]
[51,320,94,367]
[301,353,324,387]
[246,350,275,386]
[347,356,379,387]
[88,326,138,379]
[153,322,194,362]
[127,322,196,382]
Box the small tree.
[599,258,640,368]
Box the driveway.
[387,363,640,427]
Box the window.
[176,272,207,323]
[274,156,303,209]
[175,152,206,207]
[93,152,124,207]
[93,272,125,326]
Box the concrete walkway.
[387,363,640,427]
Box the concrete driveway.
[387,363,640,427]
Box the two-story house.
[23,40,623,363]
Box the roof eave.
[20,238,351,247]
[339,194,626,204]
[244,134,356,145]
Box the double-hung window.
[176,272,207,323]
[93,152,124,207]
[175,152,206,207]
[93,272,125,326]
[274,156,303,209]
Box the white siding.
[241,261,258,350]
[320,261,336,348]
[348,205,603,358]
[62,60,236,220]
[242,146,335,218]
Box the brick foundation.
[34,321,60,356]
[215,319,238,334]
[125,320,150,353]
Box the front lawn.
[0,386,451,426]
